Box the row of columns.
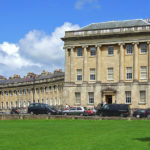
[64,42,150,83]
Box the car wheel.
[147,115,150,119]
[80,113,83,116]
[120,113,124,117]
[64,113,67,116]
[100,113,103,117]
[30,111,34,115]
[136,114,140,118]
[48,112,51,115]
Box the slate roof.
[78,19,150,31]
[0,72,64,85]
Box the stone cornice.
[0,76,64,89]
[62,31,150,41]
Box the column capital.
[118,42,125,46]
[82,45,88,49]
[147,41,150,44]
[132,42,139,45]
[63,46,75,49]
[96,44,102,48]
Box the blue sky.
[0,0,150,77]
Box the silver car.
[63,107,85,116]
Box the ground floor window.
[125,91,131,104]
[59,98,61,105]
[89,92,94,104]
[6,102,9,109]
[55,98,57,105]
[46,99,48,104]
[75,92,81,104]
[1,102,4,109]
[24,101,26,107]
[140,91,146,104]
[11,101,13,108]
[15,101,18,107]
[50,98,53,105]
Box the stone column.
[64,47,69,82]
[133,42,139,81]
[148,42,150,80]
[70,47,74,82]
[83,45,88,82]
[119,43,124,81]
[96,45,101,82]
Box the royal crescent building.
[1,19,150,111]
[0,70,64,110]
[62,19,150,110]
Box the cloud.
[0,22,80,78]
[0,42,41,69]
[75,0,100,10]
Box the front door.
[106,95,112,104]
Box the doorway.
[105,95,112,104]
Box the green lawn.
[0,119,150,150]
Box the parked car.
[62,106,85,116]
[10,107,20,114]
[133,109,149,118]
[96,104,130,117]
[28,103,58,115]
[84,108,96,116]
[146,108,150,118]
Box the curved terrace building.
[0,70,64,110]
[1,19,150,111]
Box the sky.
[0,0,150,78]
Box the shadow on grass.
[134,137,150,142]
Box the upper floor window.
[141,43,147,54]
[90,47,96,56]
[46,87,49,92]
[140,66,147,79]
[126,67,132,80]
[77,47,83,56]
[19,90,22,95]
[5,91,8,96]
[108,46,114,56]
[125,91,131,104]
[23,90,26,95]
[90,68,95,80]
[77,69,82,81]
[126,44,133,54]
[10,91,13,96]
[107,68,114,80]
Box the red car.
[84,108,95,116]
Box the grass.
[0,119,150,150]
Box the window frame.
[90,47,96,56]
[75,92,81,104]
[126,44,133,55]
[125,91,131,104]
[77,69,82,81]
[90,68,96,81]
[126,67,132,80]
[140,43,147,54]
[88,92,94,104]
[107,68,114,80]
[140,66,147,80]
[77,47,83,56]
[139,91,146,104]
[108,46,114,56]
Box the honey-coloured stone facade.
[62,19,150,109]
